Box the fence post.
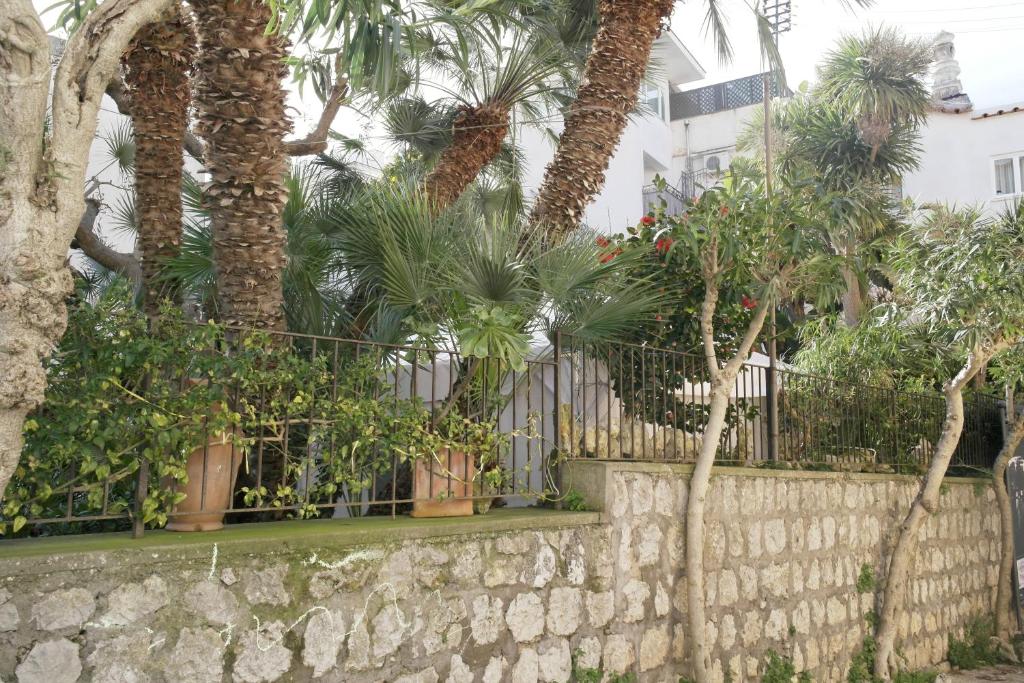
[132,366,153,539]
[553,331,563,510]
[766,309,779,461]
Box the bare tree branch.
[108,69,348,161]
[283,70,349,157]
[72,196,142,283]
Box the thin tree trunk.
[423,104,509,210]
[0,0,175,500]
[191,0,291,330]
[687,279,770,683]
[122,4,195,316]
[529,0,674,239]
[995,410,1024,644]
[840,240,862,327]
[841,265,863,327]
[874,346,997,679]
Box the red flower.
[595,236,610,248]
[655,314,663,321]
[719,206,730,217]
[741,295,757,310]
[641,215,656,226]
[599,247,623,264]
[655,237,673,254]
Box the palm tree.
[738,28,930,326]
[817,26,932,164]
[528,0,676,239]
[419,29,564,209]
[120,3,195,316]
[167,162,364,336]
[317,186,667,354]
[190,0,293,331]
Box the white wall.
[901,108,1024,215]
[518,108,674,235]
[669,103,759,182]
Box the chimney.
[930,31,973,111]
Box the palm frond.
[702,0,735,66]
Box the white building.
[518,32,705,233]
[900,31,1024,216]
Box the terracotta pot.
[410,449,475,518]
[166,428,244,532]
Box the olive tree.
[655,169,837,682]
[873,203,1024,678]
[0,0,179,500]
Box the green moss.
[0,508,598,562]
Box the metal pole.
[552,331,563,509]
[767,308,779,461]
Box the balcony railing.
[670,73,790,120]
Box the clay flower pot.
[166,425,244,532]
[410,449,475,518]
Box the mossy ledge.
[0,508,600,575]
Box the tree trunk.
[122,4,195,316]
[0,0,176,500]
[191,0,291,330]
[529,0,675,239]
[995,410,1024,644]
[841,264,863,327]
[685,381,732,682]
[687,284,770,683]
[873,348,992,678]
[423,103,509,210]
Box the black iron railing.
[5,327,560,537]
[561,337,1004,472]
[670,72,790,120]
[3,330,1004,538]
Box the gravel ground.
[940,666,1024,682]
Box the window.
[641,83,665,121]
[995,158,1016,195]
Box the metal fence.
[6,327,559,537]
[3,329,1005,538]
[670,73,791,120]
[560,337,1004,472]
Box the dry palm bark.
[423,104,509,210]
[191,0,291,330]
[121,4,195,316]
[529,0,675,239]
[0,0,176,499]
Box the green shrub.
[948,618,1004,669]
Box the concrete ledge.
[0,508,600,577]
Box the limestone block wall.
[568,461,1002,681]
[0,464,1001,683]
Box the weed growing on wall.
[857,564,876,594]
[948,618,1006,669]
[762,649,812,683]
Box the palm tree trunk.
[529,0,675,239]
[121,4,194,317]
[423,103,509,210]
[191,0,291,330]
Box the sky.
[669,0,1024,110]
[34,0,1024,161]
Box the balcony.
[670,73,790,120]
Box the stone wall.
[568,461,1001,681]
[0,464,1001,683]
